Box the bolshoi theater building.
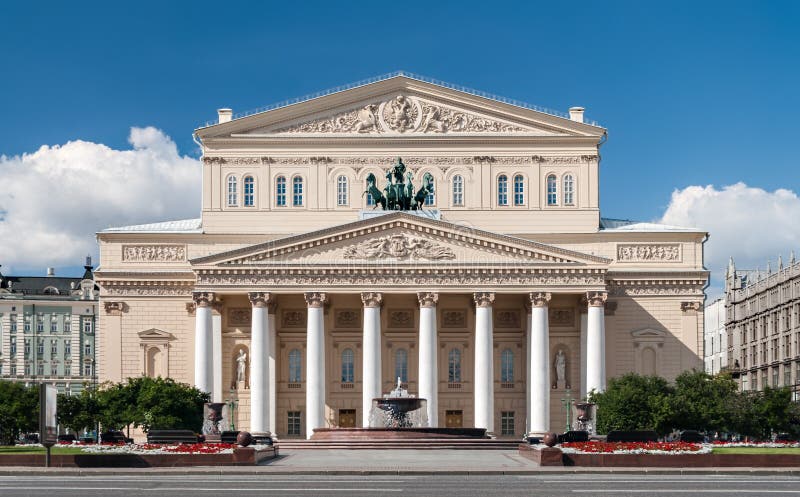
[95,73,708,438]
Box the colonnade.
[192,290,608,438]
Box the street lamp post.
[227,388,238,431]
[560,388,574,433]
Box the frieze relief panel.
[122,245,187,262]
[269,95,536,135]
[617,244,681,263]
[549,308,575,327]
[343,234,456,261]
[227,308,252,327]
[203,155,596,168]
[280,309,307,329]
[441,309,467,328]
[388,309,415,329]
[494,309,521,329]
[334,309,361,329]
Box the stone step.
[278,438,521,450]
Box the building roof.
[101,218,203,234]
[0,260,97,300]
[599,217,703,233]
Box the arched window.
[395,348,408,383]
[425,176,435,205]
[448,348,461,383]
[501,349,514,383]
[227,175,238,207]
[292,176,304,206]
[546,174,558,206]
[276,176,287,207]
[513,174,524,206]
[452,175,464,206]
[288,349,302,382]
[563,174,575,205]
[497,175,508,206]
[336,175,348,206]
[341,348,354,383]
[243,176,255,207]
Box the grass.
[712,447,800,455]
[0,446,89,455]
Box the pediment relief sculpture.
[343,233,456,261]
[272,94,532,135]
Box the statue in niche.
[235,349,248,386]
[554,349,567,389]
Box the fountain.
[310,378,488,440]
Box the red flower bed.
[561,441,703,453]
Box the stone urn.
[205,402,227,435]
[575,402,594,422]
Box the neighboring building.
[94,72,708,438]
[704,299,726,374]
[725,255,800,399]
[0,258,98,395]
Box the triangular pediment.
[191,212,610,268]
[138,328,176,341]
[196,74,604,139]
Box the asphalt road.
[2,474,800,497]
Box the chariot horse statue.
[362,157,434,211]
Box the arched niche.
[231,344,250,390]
[631,328,666,376]
[138,328,175,378]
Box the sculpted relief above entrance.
[273,94,532,134]
[343,233,456,261]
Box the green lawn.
[712,447,800,455]
[0,446,89,455]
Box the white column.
[212,313,222,402]
[473,292,495,433]
[193,292,214,394]
[586,291,607,396]
[417,292,438,427]
[579,309,588,400]
[249,292,272,435]
[268,307,277,436]
[525,305,532,435]
[361,292,383,427]
[305,292,327,439]
[528,292,551,436]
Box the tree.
[589,373,674,435]
[669,370,738,433]
[58,388,100,435]
[96,380,140,430]
[0,381,38,445]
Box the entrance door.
[445,410,463,428]
[339,409,356,428]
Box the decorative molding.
[185,302,196,315]
[122,244,187,262]
[529,292,551,308]
[417,292,439,308]
[248,291,272,308]
[281,309,306,328]
[473,292,495,308]
[494,309,521,329]
[680,301,703,313]
[99,280,194,297]
[203,155,594,168]
[103,301,126,315]
[607,279,706,297]
[334,308,361,329]
[388,309,415,328]
[548,308,575,327]
[360,292,383,308]
[304,292,327,308]
[586,291,608,307]
[343,233,456,261]
[441,309,466,328]
[228,308,252,327]
[617,244,681,263]
[273,95,528,135]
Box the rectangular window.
[83,319,92,334]
[50,364,58,376]
[452,176,463,206]
[10,337,16,356]
[84,364,92,376]
[243,177,254,207]
[51,339,58,356]
[287,411,301,436]
[336,176,348,206]
[785,367,792,387]
[773,368,780,387]
[24,339,30,356]
[64,340,71,357]
[9,364,15,376]
[513,177,524,206]
[64,365,71,376]
[497,177,508,206]
[64,319,71,333]
[37,363,44,376]
[37,339,44,355]
[36,316,44,333]
[84,342,91,357]
[292,178,303,206]
[425,178,435,206]
[24,363,31,376]
[24,315,31,333]
[276,178,287,207]
[501,411,515,436]
[50,318,58,333]
[752,375,758,390]
[10,314,17,333]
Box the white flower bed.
[558,445,712,455]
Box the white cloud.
[659,183,800,296]
[0,127,201,273]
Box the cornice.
[204,135,602,148]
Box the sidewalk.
[1,449,800,476]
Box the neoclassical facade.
[95,73,707,438]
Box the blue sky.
[1,0,799,287]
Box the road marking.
[572,490,800,494]
[0,487,403,492]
